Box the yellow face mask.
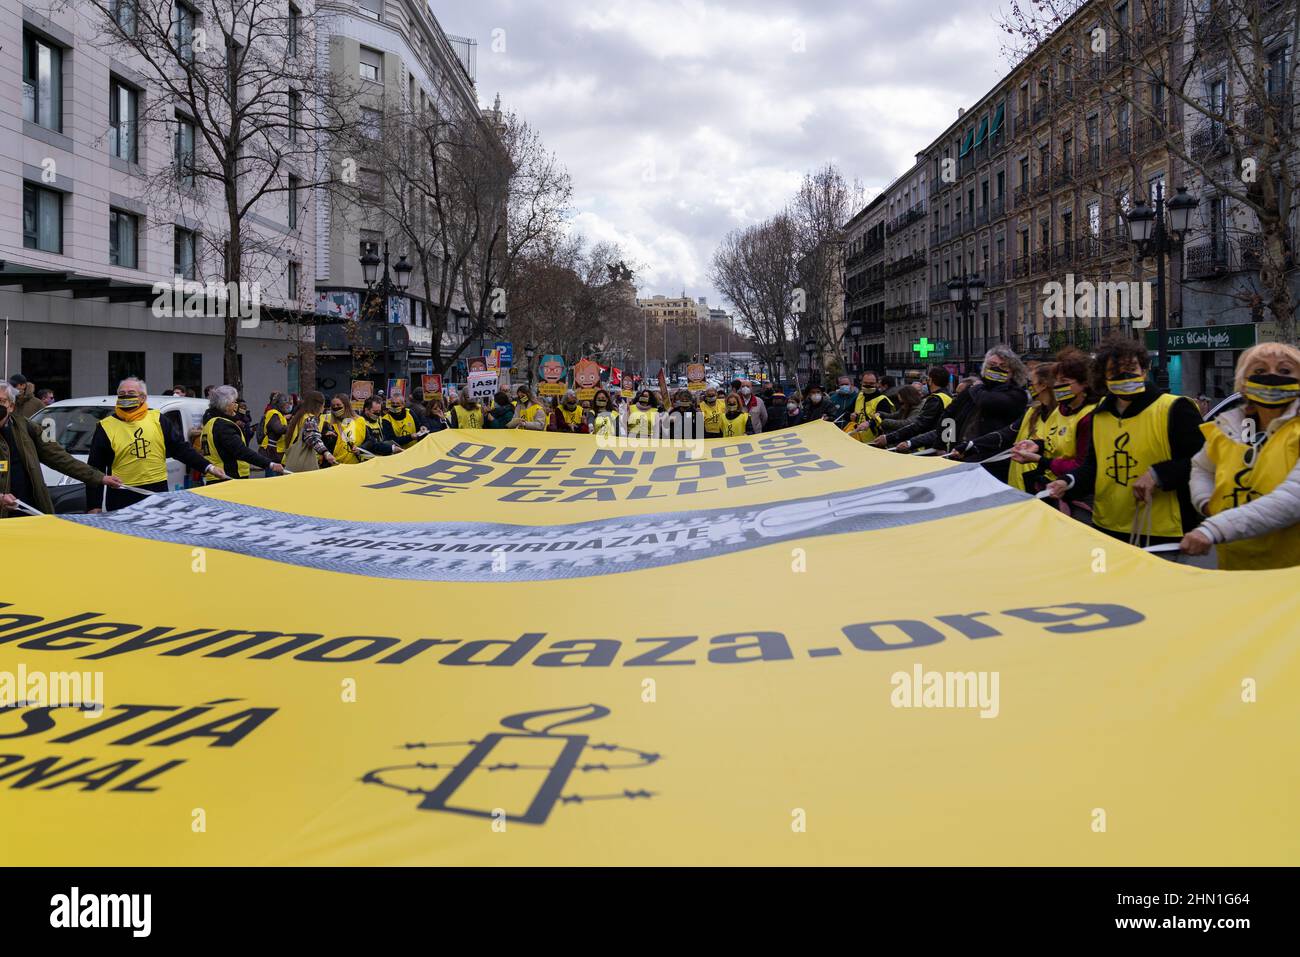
[1243,375,1300,407]
[1106,375,1146,396]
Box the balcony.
[1106,36,1129,74]
[1054,157,1074,186]
[1014,108,1030,135]
[1051,239,1076,269]
[1104,129,1132,162]
[1194,13,1226,49]
[1059,79,1075,104]
[1011,255,1030,279]
[886,202,927,234]
[1189,122,1230,161]
[930,283,951,303]
[884,251,927,278]
[976,206,989,227]
[991,194,1005,218]
[1137,11,1168,48]
[988,261,1006,287]
[1031,249,1050,274]
[1077,144,1101,176]
[1032,100,1050,124]
[1184,241,1230,280]
[1133,114,1167,149]
[1032,170,1052,196]
[1239,233,1263,272]
[1013,182,1030,205]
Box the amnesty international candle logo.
[361,705,660,825]
[129,427,152,460]
[1105,430,1138,486]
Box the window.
[22,31,62,132]
[174,227,197,279]
[1088,201,1101,237]
[288,90,301,143]
[1207,195,1226,248]
[1268,46,1288,97]
[360,167,382,201]
[1019,156,1029,186]
[112,0,137,35]
[110,209,139,268]
[360,231,381,260]
[360,0,383,18]
[175,3,196,62]
[288,261,301,301]
[996,170,1005,198]
[1148,171,1166,204]
[23,183,62,253]
[175,114,196,185]
[359,46,383,83]
[108,352,147,394]
[21,348,71,403]
[1208,77,1226,121]
[1086,113,1099,145]
[1151,79,1165,121]
[288,3,301,57]
[172,353,202,396]
[109,79,139,162]
[288,175,301,229]
[360,107,382,140]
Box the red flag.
[610,367,622,386]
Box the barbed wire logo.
[361,704,661,825]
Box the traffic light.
[703,353,711,363]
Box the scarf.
[115,401,150,423]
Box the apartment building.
[637,294,709,325]
[2,0,310,403]
[842,192,886,375]
[313,0,482,390]
[880,159,929,377]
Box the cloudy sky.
[438,0,1014,306]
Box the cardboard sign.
[422,374,442,396]
[573,358,602,394]
[484,349,501,371]
[350,380,373,402]
[687,363,707,391]
[387,378,408,402]
[539,383,566,397]
[538,354,567,387]
[467,370,499,401]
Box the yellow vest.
[519,402,546,428]
[260,409,288,453]
[1041,401,1097,480]
[592,410,619,437]
[383,409,419,440]
[325,415,367,464]
[451,406,484,429]
[100,410,168,486]
[557,405,585,428]
[362,416,385,444]
[1201,416,1300,570]
[627,407,657,437]
[699,399,726,435]
[720,412,749,437]
[1091,393,1183,538]
[199,417,251,482]
[849,392,892,443]
[1007,408,1051,492]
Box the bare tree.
[711,214,801,382]
[81,0,360,392]
[791,164,862,372]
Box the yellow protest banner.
[1,423,1296,865]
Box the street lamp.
[524,341,537,387]
[947,275,985,373]
[1127,184,1197,391]
[803,335,819,388]
[846,317,864,376]
[358,241,413,390]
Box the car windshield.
[31,406,114,455]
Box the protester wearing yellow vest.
[1004,365,1058,492]
[1006,349,1098,491]
[448,392,486,430]
[549,391,590,433]
[1048,337,1204,545]
[848,371,894,443]
[591,389,620,438]
[0,382,119,517]
[87,377,222,510]
[626,390,659,438]
[360,397,402,455]
[720,394,750,437]
[199,385,284,483]
[382,394,428,448]
[698,388,726,438]
[260,393,292,462]
[322,395,370,464]
[1183,343,1300,569]
[509,387,548,430]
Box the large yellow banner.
[1,423,1296,865]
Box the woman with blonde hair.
[1182,342,1300,568]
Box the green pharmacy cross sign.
[912,338,937,359]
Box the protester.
[321,394,369,465]
[802,384,835,422]
[0,382,121,517]
[874,367,953,450]
[199,386,285,482]
[626,389,659,438]
[848,371,895,443]
[486,391,516,429]
[36,388,54,407]
[660,390,699,439]
[736,380,768,433]
[86,377,223,509]
[591,388,620,438]
[283,391,337,471]
[550,390,590,433]
[894,348,1029,480]
[384,393,430,446]
[830,375,857,424]
[1010,348,1098,491]
[875,384,924,436]
[1048,335,1204,545]
[720,392,752,436]
[1181,343,1300,569]
[958,363,1058,493]
[359,397,403,455]
[448,390,486,429]
[780,391,805,429]
[260,392,292,465]
[698,386,726,439]
[9,375,43,419]
[509,387,548,430]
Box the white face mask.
[740,387,752,397]
[787,402,798,413]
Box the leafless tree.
[791,164,863,373]
[711,214,801,382]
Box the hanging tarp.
[1,423,1297,865]
[991,102,1006,136]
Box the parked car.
[1203,392,1242,422]
[28,395,211,513]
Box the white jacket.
[1190,401,1300,544]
